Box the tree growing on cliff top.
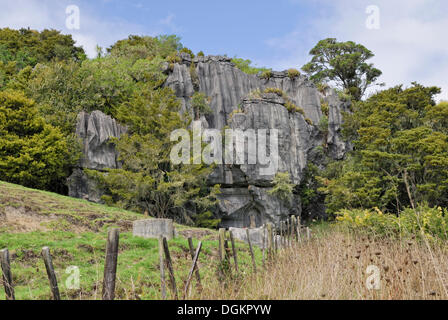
[302,38,383,101]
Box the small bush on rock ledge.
[287,68,301,79]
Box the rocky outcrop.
[67,111,127,202]
[68,54,350,228]
[75,111,127,170]
[165,54,350,227]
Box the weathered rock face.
[165,54,350,227]
[67,111,127,201]
[75,111,128,170]
[68,54,349,228]
[165,54,324,128]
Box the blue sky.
[0,0,447,100]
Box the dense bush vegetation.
[0,90,76,192]
[320,84,448,215]
[336,205,448,241]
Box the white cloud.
[264,0,448,101]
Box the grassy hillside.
[0,181,261,300]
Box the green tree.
[269,172,294,201]
[0,90,75,192]
[302,38,383,100]
[90,88,220,226]
[191,92,212,120]
[320,84,448,214]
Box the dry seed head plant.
[193,228,448,300]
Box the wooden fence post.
[218,228,226,262]
[102,228,119,300]
[291,216,297,244]
[267,223,273,257]
[162,237,178,300]
[279,221,284,248]
[183,241,202,299]
[245,229,257,273]
[41,247,60,300]
[306,227,311,241]
[187,237,202,288]
[0,249,15,300]
[229,231,239,273]
[158,235,167,300]
[262,226,266,269]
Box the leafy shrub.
[320,100,329,116]
[318,115,329,133]
[305,118,313,125]
[287,68,300,79]
[268,172,294,201]
[285,100,305,115]
[336,89,351,102]
[231,57,270,75]
[197,51,205,57]
[194,211,221,229]
[180,47,195,58]
[190,62,200,91]
[336,205,448,241]
[260,70,273,80]
[316,82,330,94]
[264,87,285,97]
[191,92,212,119]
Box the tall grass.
[195,226,448,300]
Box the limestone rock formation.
[75,111,127,170]
[165,54,350,227]
[67,111,127,202]
[68,54,350,227]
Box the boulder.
[133,219,175,240]
[229,227,267,249]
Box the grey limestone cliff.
[68,54,350,227]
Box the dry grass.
[195,227,448,300]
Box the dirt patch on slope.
[0,205,56,233]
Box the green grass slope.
[0,181,261,300]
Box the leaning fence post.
[245,228,257,273]
[158,235,167,299]
[229,231,239,273]
[183,241,202,299]
[0,249,15,300]
[187,237,202,288]
[102,228,119,300]
[162,237,178,300]
[42,247,60,300]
